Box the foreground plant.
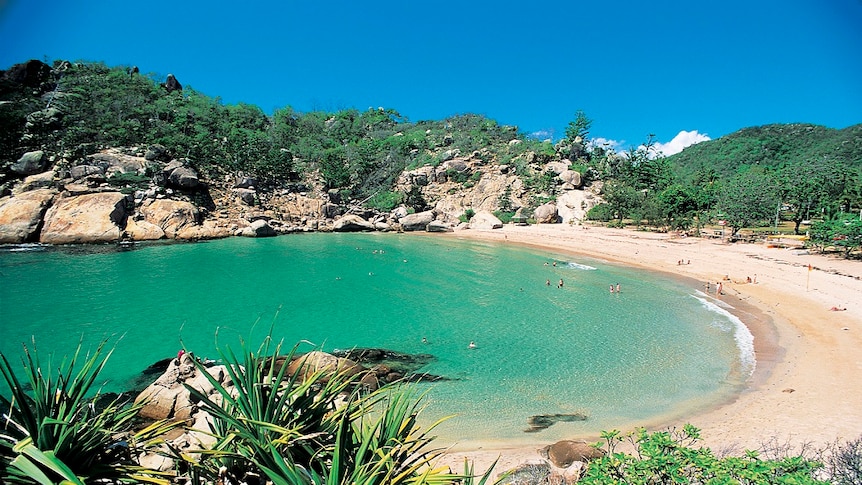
[0,338,177,484]
[175,335,485,485]
[580,424,828,484]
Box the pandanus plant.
[0,338,177,484]
[174,334,501,485]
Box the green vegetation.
[458,208,476,223]
[0,339,176,483]
[582,425,828,484]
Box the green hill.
[668,123,862,181]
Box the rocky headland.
[0,144,603,245]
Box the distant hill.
[667,123,862,180]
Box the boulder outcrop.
[11,150,49,176]
[139,199,200,239]
[533,202,559,224]
[0,189,56,243]
[332,214,374,232]
[40,192,131,244]
[469,210,503,230]
[399,210,435,231]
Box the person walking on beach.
[717,281,723,295]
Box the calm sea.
[0,233,753,446]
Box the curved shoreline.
[435,224,862,471]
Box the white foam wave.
[566,262,597,271]
[692,295,756,377]
[3,243,47,252]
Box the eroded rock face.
[0,189,56,243]
[139,199,200,239]
[40,192,130,244]
[124,217,166,240]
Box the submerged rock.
[524,412,588,433]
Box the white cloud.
[529,129,554,141]
[587,137,625,153]
[652,130,710,156]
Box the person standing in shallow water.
[616,283,621,293]
[558,278,564,288]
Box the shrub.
[458,208,476,223]
[367,190,404,212]
[586,203,613,222]
[581,426,827,484]
[494,210,515,224]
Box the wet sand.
[435,224,862,473]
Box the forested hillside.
[667,123,862,180]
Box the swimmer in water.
[469,341,476,349]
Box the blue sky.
[1,0,860,154]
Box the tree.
[565,110,592,142]
[779,157,848,234]
[808,213,862,258]
[718,169,780,236]
[602,180,641,222]
[658,184,698,229]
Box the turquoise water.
[0,233,752,446]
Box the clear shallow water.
[0,234,752,445]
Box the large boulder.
[469,210,503,229]
[558,169,582,189]
[165,164,200,189]
[287,351,366,382]
[233,188,256,206]
[0,189,56,243]
[10,150,49,176]
[124,217,166,240]
[13,170,55,194]
[40,192,130,244]
[427,220,452,232]
[533,202,559,224]
[134,353,227,422]
[544,161,569,175]
[333,214,374,232]
[540,440,605,468]
[139,199,200,239]
[144,144,170,162]
[70,164,105,180]
[399,210,435,231]
[248,219,277,237]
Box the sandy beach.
[436,223,862,473]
